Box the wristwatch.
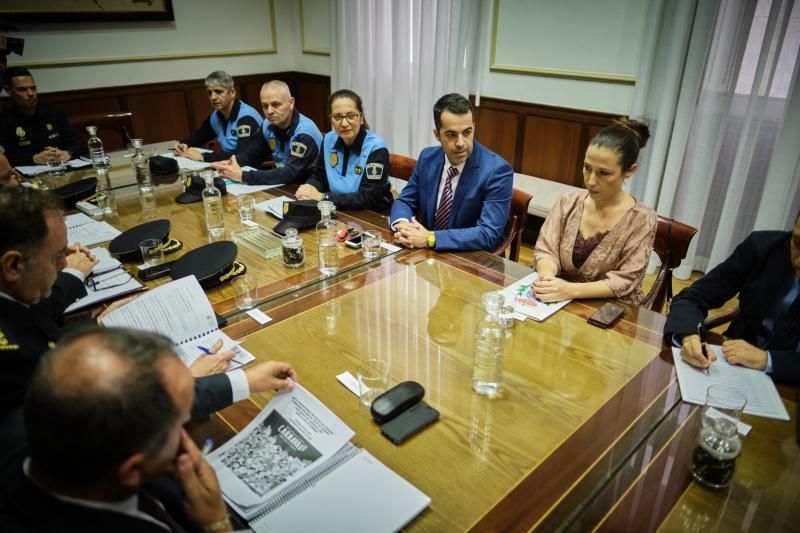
[426,232,435,248]
[321,192,329,201]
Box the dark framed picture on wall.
[1,0,175,23]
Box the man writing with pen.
[664,212,800,384]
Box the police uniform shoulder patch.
[354,166,363,175]
[329,152,338,167]
[365,162,384,180]
[237,125,252,137]
[15,127,25,138]
[268,138,277,151]
[290,141,308,158]
[0,329,20,351]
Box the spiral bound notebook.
[99,276,255,369]
[232,444,430,532]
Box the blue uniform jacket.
[390,140,513,251]
[238,110,322,186]
[305,129,393,212]
[180,99,263,163]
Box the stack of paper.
[672,346,790,420]
[16,158,92,176]
[208,384,431,532]
[65,213,121,247]
[65,248,143,313]
[158,152,211,171]
[99,276,255,370]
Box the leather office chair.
[71,112,134,151]
[389,153,417,181]
[640,215,698,313]
[493,188,533,263]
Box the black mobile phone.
[587,302,625,328]
[137,261,173,281]
[344,234,363,248]
[380,401,439,445]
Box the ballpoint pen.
[697,322,710,376]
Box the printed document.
[99,276,255,370]
[672,346,789,420]
[65,248,143,313]
[256,195,293,219]
[65,213,121,246]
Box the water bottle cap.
[86,125,97,135]
[131,138,143,149]
[284,228,299,238]
[317,200,334,215]
[482,291,504,312]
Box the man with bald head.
[211,80,322,186]
[0,328,296,531]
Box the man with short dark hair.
[0,186,292,424]
[172,70,263,163]
[664,213,800,384]
[0,67,87,166]
[0,327,296,531]
[211,80,322,186]
[390,93,513,251]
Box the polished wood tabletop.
[191,249,683,531]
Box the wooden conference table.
[54,155,798,531]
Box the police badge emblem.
[15,127,25,138]
[237,125,252,137]
[354,166,363,175]
[329,152,338,167]
[46,124,53,131]
[365,163,384,180]
[290,142,308,158]
[269,138,277,151]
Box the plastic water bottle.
[316,200,339,276]
[86,126,109,170]
[202,171,225,240]
[472,291,506,396]
[130,138,152,187]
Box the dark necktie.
[434,166,459,230]
[769,293,800,350]
[138,492,185,532]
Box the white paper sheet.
[225,181,284,196]
[65,268,143,313]
[256,195,293,219]
[209,383,355,509]
[99,276,255,368]
[16,158,91,176]
[672,346,790,420]
[500,272,570,321]
[65,214,121,247]
[159,152,211,171]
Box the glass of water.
[357,359,390,407]
[237,195,256,223]
[362,230,383,259]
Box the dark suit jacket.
[0,457,175,532]
[390,141,513,251]
[664,231,799,384]
[0,273,233,421]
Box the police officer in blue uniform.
[211,80,322,186]
[0,68,87,166]
[172,70,262,163]
[296,89,392,212]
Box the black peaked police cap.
[53,177,96,209]
[170,241,246,288]
[273,200,326,235]
[175,174,228,204]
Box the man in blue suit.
[390,93,513,252]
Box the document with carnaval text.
[208,384,430,532]
[500,272,571,321]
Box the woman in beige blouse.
[533,118,657,305]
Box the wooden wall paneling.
[520,115,583,185]
[127,90,190,144]
[474,107,518,166]
[186,87,211,132]
[292,73,331,132]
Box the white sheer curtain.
[630,0,800,278]
[330,0,486,159]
